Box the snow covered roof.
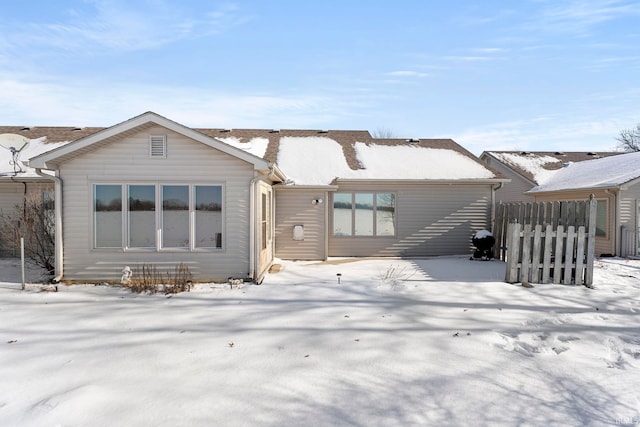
[276,138,497,185]
[0,136,72,179]
[482,151,622,185]
[529,151,640,193]
[3,114,501,185]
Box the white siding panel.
[0,182,26,215]
[328,183,492,257]
[275,188,327,260]
[59,126,254,282]
[619,183,640,256]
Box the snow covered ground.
[1,256,639,426]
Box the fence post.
[531,224,543,283]
[564,226,576,285]
[505,222,521,283]
[553,225,565,284]
[542,224,553,283]
[575,226,586,285]
[521,224,532,283]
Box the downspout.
[491,182,504,232]
[35,168,63,283]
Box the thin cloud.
[387,71,429,78]
[2,1,250,53]
[453,115,627,155]
[529,0,640,37]
[0,77,372,130]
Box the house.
[20,111,506,283]
[0,128,102,255]
[480,151,621,204]
[527,151,640,257]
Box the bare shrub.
[127,263,193,294]
[0,194,55,274]
[379,264,416,290]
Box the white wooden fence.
[499,198,596,286]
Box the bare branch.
[371,127,396,139]
[616,123,640,152]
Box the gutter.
[491,181,504,231]
[35,168,63,283]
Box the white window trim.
[92,182,225,252]
[332,191,397,238]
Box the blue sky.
[1,0,639,154]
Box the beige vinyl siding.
[328,182,492,257]
[531,189,615,256]
[59,126,254,282]
[274,187,328,260]
[0,181,53,256]
[0,181,52,213]
[619,182,640,255]
[0,182,27,216]
[483,157,534,203]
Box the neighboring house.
[0,128,99,255]
[480,151,621,204]
[527,151,640,257]
[21,111,506,283]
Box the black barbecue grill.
[471,230,495,260]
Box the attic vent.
[20,127,31,131]
[406,138,420,143]
[317,130,329,134]
[149,135,167,158]
[269,129,280,133]
[71,127,83,131]
[587,152,598,156]
[554,151,565,155]
[220,129,232,133]
[520,151,530,155]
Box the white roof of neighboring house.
[482,151,622,185]
[529,151,640,193]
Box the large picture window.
[93,183,223,250]
[333,192,396,237]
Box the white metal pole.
[20,237,25,290]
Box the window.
[94,185,123,248]
[333,192,395,237]
[261,193,267,249]
[195,185,222,248]
[93,183,223,250]
[162,185,189,248]
[596,199,607,237]
[128,185,155,248]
